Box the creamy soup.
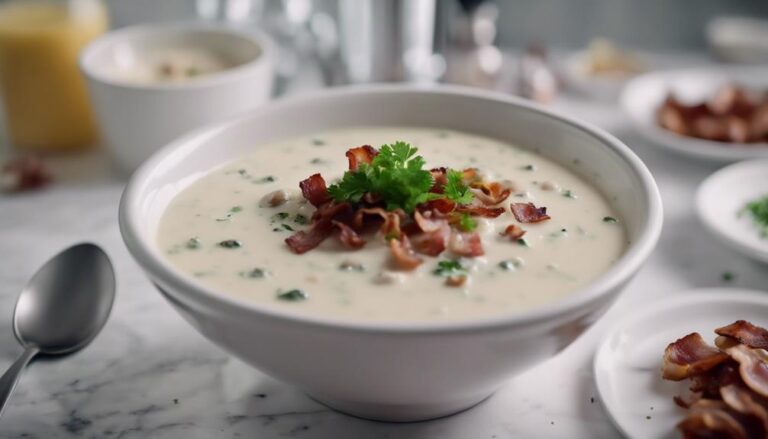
[158,127,627,321]
[114,48,235,83]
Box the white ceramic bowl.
[80,22,273,174]
[119,86,663,422]
[621,66,768,162]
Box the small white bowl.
[621,66,768,162]
[80,22,274,174]
[707,16,768,64]
[119,85,662,422]
[595,288,768,439]
[697,159,768,263]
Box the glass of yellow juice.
[0,0,108,152]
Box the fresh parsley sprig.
[327,142,474,212]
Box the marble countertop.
[1,88,767,439]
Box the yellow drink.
[0,0,107,152]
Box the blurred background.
[2,0,768,186]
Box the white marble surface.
[1,89,767,439]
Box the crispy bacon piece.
[389,235,422,270]
[410,223,450,256]
[725,345,768,398]
[285,203,350,254]
[1,156,52,193]
[720,384,768,434]
[456,205,506,218]
[663,333,730,381]
[299,173,331,207]
[445,275,467,287]
[716,321,768,350]
[501,224,526,240]
[420,198,456,214]
[471,182,512,206]
[462,168,481,184]
[414,210,444,233]
[346,145,377,171]
[332,221,365,249]
[353,207,405,239]
[285,222,334,254]
[430,167,448,193]
[510,202,551,223]
[449,232,484,257]
[678,399,749,439]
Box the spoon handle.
[0,346,38,417]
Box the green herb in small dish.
[741,194,768,238]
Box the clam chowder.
[157,127,626,321]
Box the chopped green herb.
[603,216,618,223]
[294,214,309,225]
[218,239,242,248]
[240,268,268,279]
[498,260,519,271]
[521,164,536,171]
[272,227,281,232]
[562,190,577,199]
[255,176,276,184]
[339,261,365,272]
[444,169,474,205]
[281,224,295,231]
[433,260,468,277]
[517,238,529,247]
[458,212,478,232]
[272,212,290,221]
[310,158,325,164]
[312,139,326,146]
[741,194,768,237]
[186,237,201,249]
[237,169,248,176]
[277,289,308,301]
[230,206,243,213]
[722,271,735,282]
[328,141,439,212]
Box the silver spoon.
[0,243,115,417]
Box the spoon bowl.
[14,243,116,354]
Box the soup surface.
[157,127,627,321]
[113,47,235,83]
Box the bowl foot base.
[307,391,494,422]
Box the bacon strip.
[346,145,377,171]
[720,384,768,434]
[353,207,405,238]
[470,182,512,206]
[333,221,365,249]
[456,205,506,218]
[410,223,450,256]
[716,321,768,350]
[420,198,456,214]
[663,333,730,381]
[389,235,422,270]
[285,223,334,254]
[725,345,768,398]
[501,224,526,240]
[414,210,445,233]
[285,203,350,254]
[449,232,484,257]
[678,400,749,439]
[299,173,331,207]
[510,202,551,223]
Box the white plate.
[697,159,768,263]
[621,66,768,162]
[594,289,768,439]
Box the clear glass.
[0,0,107,153]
